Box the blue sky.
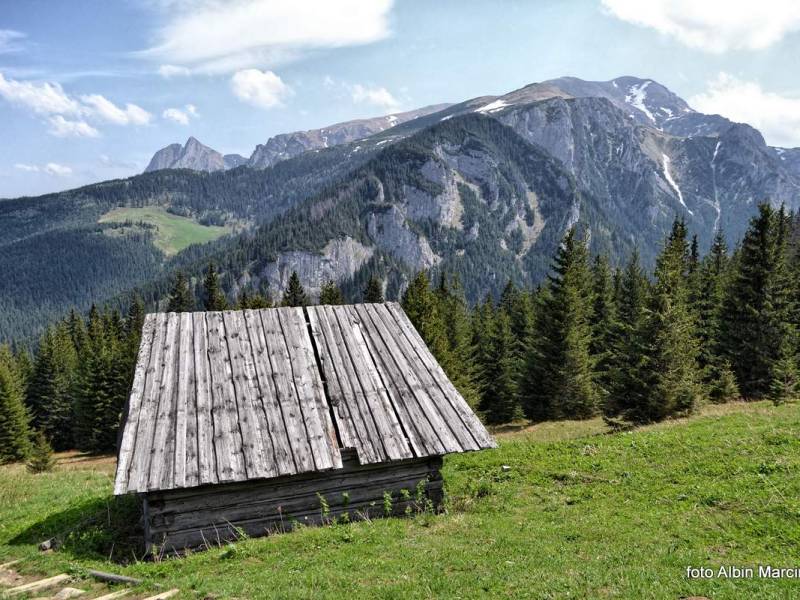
[1,0,800,198]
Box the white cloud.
[47,115,100,138]
[350,84,400,111]
[80,94,152,125]
[230,69,290,109]
[44,162,72,176]
[0,30,25,54]
[0,72,81,115]
[14,161,73,176]
[158,64,192,78]
[690,73,800,147]
[163,104,199,124]
[601,0,800,53]
[141,0,393,73]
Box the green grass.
[98,206,231,256]
[1,402,798,599]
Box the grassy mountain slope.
[0,401,796,599]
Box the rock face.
[144,137,241,173]
[247,104,452,168]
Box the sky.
[1,0,800,198]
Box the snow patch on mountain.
[625,81,655,123]
[475,99,511,114]
[662,153,693,215]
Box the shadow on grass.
[9,494,145,564]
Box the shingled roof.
[114,302,496,495]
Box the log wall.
[143,451,443,554]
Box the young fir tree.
[281,271,309,307]
[167,272,195,312]
[26,430,56,473]
[363,277,385,303]
[203,263,228,311]
[719,205,796,400]
[235,288,273,309]
[498,279,532,383]
[637,219,702,422]
[319,280,345,305]
[478,306,522,423]
[521,228,597,421]
[0,347,31,463]
[589,254,617,399]
[604,251,650,425]
[401,271,451,365]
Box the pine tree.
[637,219,702,422]
[498,279,532,379]
[167,272,195,312]
[281,272,309,307]
[604,251,650,424]
[589,254,617,399]
[521,228,597,421]
[401,271,451,364]
[363,277,385,303]
[203,263,228,311]
[719,205,796,399]
[479,307,522,423]
[235,289,272,309]
[319,280,345,305]
[0,348,31,463]
[26,430,56,473]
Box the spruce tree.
[281,272,309,307]
[363,276,385,303]
[203,263,228,311]
[521,228,597,421]
[26,430,56,473]
[401,271,451,364]
[479,307,522,423]
[0,349,31,463]
[319,280,345,305]
[589,254,617,399]
[167,272,195,312]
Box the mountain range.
[2,75,800,342]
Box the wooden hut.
[114,302,496,553]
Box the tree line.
[1,203,798,463]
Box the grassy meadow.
[98,206,231,256]
[0,401,798,599]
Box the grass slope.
[0,402,798,599]
[99,207,230,256]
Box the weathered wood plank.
[354,303,451,455]
[6,574,71,596]
[92,590,132,600]
[223,310,275,480]
[331,306,412,461]
[316,305,386,462]
[243,309,295,476]
[114,314,156,494]
[280,307,341,471]
[148,313,180,491]
[365,303,466,452]
[141,590,179,600]
[306,307,366,458]
[128,313,167,493]
[259,309,315,472]
[385,302,496,449]
[193,313,218,486]
[206,311,247,482]
[173,312,195,489]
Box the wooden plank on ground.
[223,310,274,480]
[259,309,315,472]
[206,311,247,482]
[141,590,179,600]
[306,307,367,459]
[6,573,71,596]
[92,591,131,600]
[128,313,167,493]
[330,306,412,461]
[148,313,180,491]
[173,312,195,489]
[385,302,496,449]
[278,308,341,471]
[193,313,218,486]
[243,309,295,476]
[355,303,449,455]
[114,314,156,495]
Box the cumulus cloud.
[163,103,199,124]
[350,84,400,111]
[141,0,393,73]
[230,69,290,109]
[690,73,800,147]
[47,115,100,138]
[0,30,25,54]
[0,72,152,136]
[14,161,73,176]
[601,0,800,53]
